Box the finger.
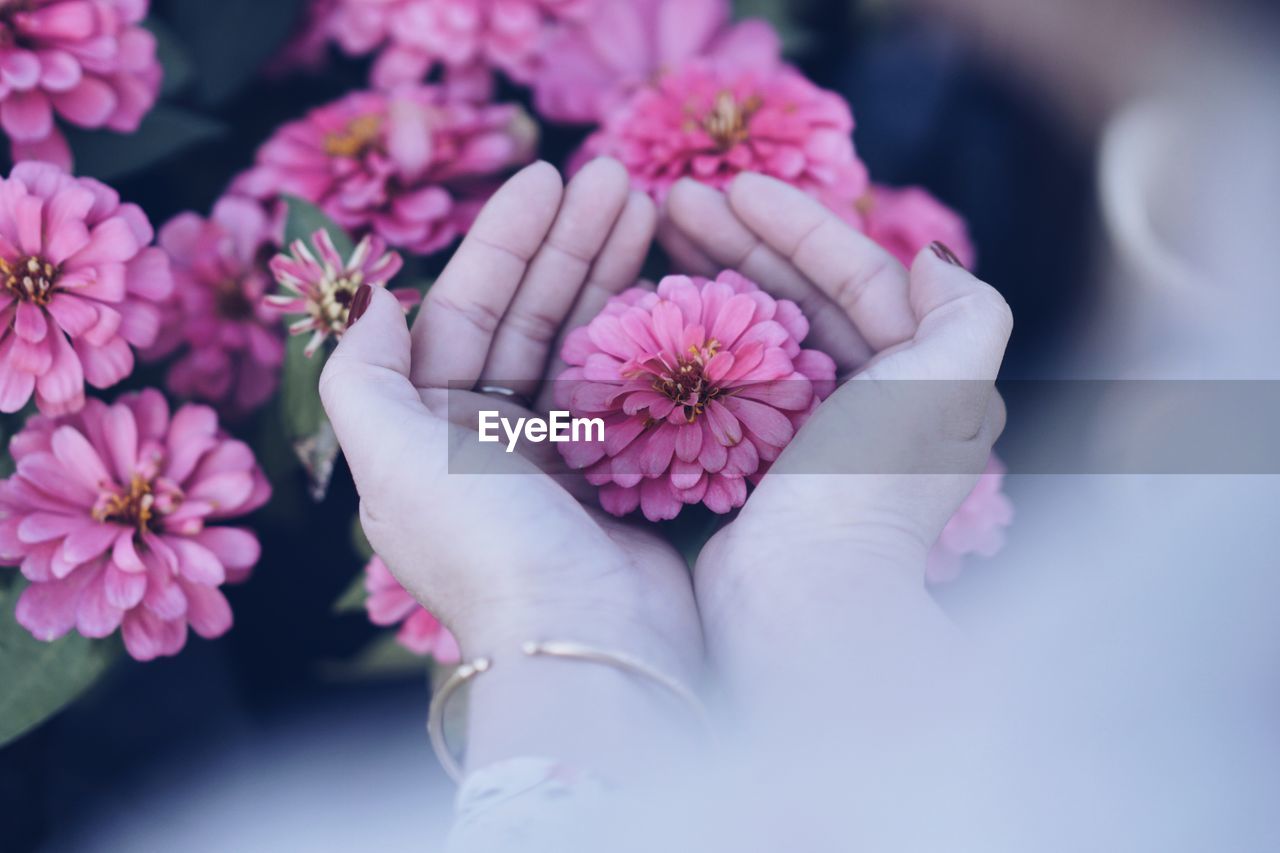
[564,192,657,331]
[411,161,564,389]
[891,246,1014,445]
[728,172,917,350]
[666,178,871,370]
[657,219,720,277]
[907,246,1014,383]
[321,287,443,497]
[536,192,657,412]
[478,158,631,399]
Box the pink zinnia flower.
[268,228,417,357]
[0,0,162,169]
[0,162,172,416]
[363,555,459,661]
[533,0,781,124]
[575,59,868,214]
[0,389,271,661]
[143,197,285,419]
[555,270,836,522]
[315,0,593,89]
[234,87,538,254]
[927,455,1014,584]
[856,184,977,270]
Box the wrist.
[448,586,705,688]
[453,634,709,782]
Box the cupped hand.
[319,159,702,687]
[663,173,1012,712]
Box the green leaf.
[160,0,306,106]
[66,105,226,182]
[279,331,338,501]
[332,572,368,614]
[351,515,374,561]
[282,195,356,256]
[276,198,359,501]
[147,18,195,97]
[0,580,120,748]
[734,0,810,53]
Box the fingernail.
[929,241,964,267]
[348,284,372,326]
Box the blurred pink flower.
[927,455,1014,584]
[303,0,593,89]
[268,228,417,357]
[857,184,977,270]
[575,59,867,214]
[234,87,538,254]
[0,162,172,416]
[363,555,459,661]
[0,0,162,169]
[0,389,271,661]
[144,198,285,419]
[556,270,836,522]
[533,0,781,124]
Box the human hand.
[320,159,704,773]
[663,173,1012,714]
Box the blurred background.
[2,0,1278,849]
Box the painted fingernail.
[929,241,964,267]
[348,284,372,326]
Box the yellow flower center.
[2,255,57,306]
[650,340,724,423]
[324,115,383,159]
[702,92,762,151]
[311,274,362,335]
[94,475,157,536]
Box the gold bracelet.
[427,640,712,784]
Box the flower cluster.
[0,162,172,416]
[234,86,538,255]
[363,556,459,661]
[144,198,285,419]
[0,0,1009,676]
[0,0,162,168]
[0,390,269,661]
[556,270,836,521]
[300,0,595,90]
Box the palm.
[322,159,700,661]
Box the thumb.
[319,285,442,493]
[905,243,1013,384]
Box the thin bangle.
[427,640,712,784]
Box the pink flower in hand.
[145,198,285,419]
[0,389,271,661]
[556,270,836,522]
[234,87,538,254]
[363,555,459,661]
[318,0,594,89]
[533,0,781,124]
[927,455,1014,584]
[856,184,977,269]
[576,59,868,215]
[268,229,417,357]
[0,162,173,416]
[1,0,163,169]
